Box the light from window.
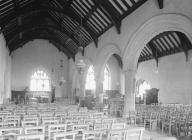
[30,70,51,91]
[139,81,151,99]
[103,66,111,91]
[85,65,96,90]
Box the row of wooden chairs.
[0,127,144,140]
[135,104,192,137]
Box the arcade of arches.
[1,1,192,139]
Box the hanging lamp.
[76,15,86,73]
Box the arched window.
[103,66,111,91]
[30,70,51,91]
[139,81,151,97]
[85,65,96,90]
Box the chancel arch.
[122,14,192,115]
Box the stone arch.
[82,58,96,96]
[95,43,122,78]
[71,58,94,97]
[94,43,123,98]
[123,14,192,71]
[122,14,192,114]
[83,59,94,83]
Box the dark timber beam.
[44,2,98,48]
[0,4,98,47]
[96,0,122,34]
[157,0,164,9]
[6,23,79,47]
[66,0,74,7]
[9,34,75,60]
[45,28,76,61]
[7,24,76,58]
[177,32,190,62]
[46,14,79,50]
[82,5,98,24]
[13,0,20,11]
[148,42,160,67]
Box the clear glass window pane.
[103,66,111,91]
[85,66,96,90]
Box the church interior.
[0,0,192,140]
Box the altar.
[26,91,52,103]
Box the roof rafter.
[176,32,191,61]
[13,0,20,11]
[96,0,121,34]
[147,42,160,67]
[6,23,79,47]
[0,4,98,46]
[44,3,98,47]
[157,0,164,9]
[9,33,75,60]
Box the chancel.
[0,0,192,140]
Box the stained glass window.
[30,70,50,91]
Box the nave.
[0,0,192,140]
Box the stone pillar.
[78,70,85,98]
[95,74,103,104]
[123,69,137,117]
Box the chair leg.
[168,125,171,136]
[161,123,164,135]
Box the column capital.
[123,68,137,75]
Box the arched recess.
[82,59,95,96]
[71,58,93,98]
[122,14,192,114]
[94,43,123,98]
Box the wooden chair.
[23,117,39,121]
[176,113,187,136]
[161,114,178,136]
[107,129,127,140]
[82,130,104,140]
[42,120,59,126]
[111,122,126,130]
[23,126,45,135]
[16,134,45,140]
[53,132,77,140]
[72,124,89,132]
[186,112,192,135]
[0,135,15,140]
[0,127,23,136]
[94,123,111,131]
[127,111,136,126]
[126,127,144,140]
[21,120,39,127]
[48,124,67,140]
[0,122,17,127]
[144,112,158,131]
